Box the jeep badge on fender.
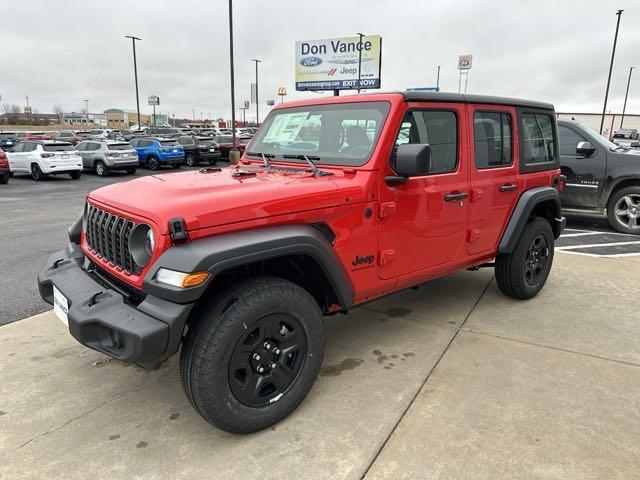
[38,91,565,434]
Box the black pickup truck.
[558,118,640,234]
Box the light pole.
[84,99,89,123]
[251,59,261,125]
[125,36,142,130]
[357,33,364,93]
[436,65,441,91]
[620,66,635,129]
[228,0,239,163]
[600,9,623,135]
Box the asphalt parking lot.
[0,163,228,325]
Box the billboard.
[295,35,382,91]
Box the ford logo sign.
[300,56,322,67]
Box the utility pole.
[600,9,623,135]
[125,35,142,130]
[84,99,89,122]
[436,65,441,91]
[251,59,261,125]
[357,33,364,93]
[620,66,635,129]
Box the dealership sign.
[148,95,160,106]
[295,35,382,91]
[458,55,473,70]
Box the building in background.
[62,112,107,126]
[556,112,640,138]
[104,108,151,128]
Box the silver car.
[76,140,139,176]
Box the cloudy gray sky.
[1,0,638,121]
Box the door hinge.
[379,249,395,266]
[379,202,397,219]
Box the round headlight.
[145,229,155,255]
[129,224,154,267]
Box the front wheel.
[94,161,107,176]
[495,217,554,300]
[607,186,640,235]
[31,164,45,181]
[180,277,325,433]
[185,153,196,167]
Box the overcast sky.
[1,0,638,121]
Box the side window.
[474,111,513,168]
[24,142,36,152]
[393,110,458,174]
[76,142,86,151]
[12,142,24,152]
[521,113,556,163]
[558,125,586,156]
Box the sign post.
[457,55,472,93]
[277,86,287,103]
[148,95,160,127]
[295,35,382,93]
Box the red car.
[39,92,564,433]
[15,131,51,141]
[214,134,250,159]
[0,148,9,184]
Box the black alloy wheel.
[524,234,549,286]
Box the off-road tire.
[69,172,82,180]
[147,156,160,171]
[94,161,107,176]
[185,153,196,167]
[31,163,44,181]
[180,276,325,434]
[607,186,640,235]
[495,217,554,300]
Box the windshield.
[249,101,390,166]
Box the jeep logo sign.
[300,56,323,67]
[295,35,382,93]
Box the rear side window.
[393,110,458,174]
[474,111,513,168]
[521,113,556,164]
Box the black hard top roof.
[397,91,554,110]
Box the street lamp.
[251,59,261,125]
[125,35,142,130]
[228,0,239,163]
[84,99,89,123]
[356,33,364,93]
[620,66,635,129]
[599,10,623,135]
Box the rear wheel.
[607,186,640,235]
[126,168,137,175]
[185,153,196,167]
[31,164,45,181]
[495,217,554,299]
[94,161,107,176]
[69,171,82,180]
[0,174,8,184]
[180,277,324,433]
[147,156,160,171]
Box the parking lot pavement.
[0,164,228,325]
[557,228,640,258]
[1,254,639,479]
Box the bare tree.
[1,103,21,114]
[53,104,63,122]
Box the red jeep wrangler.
[39,92,565,433]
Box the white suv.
[7,140,82,180]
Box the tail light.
[0,153,7,167]
[105,151,120,157]
[41,153,55,158]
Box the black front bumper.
[38,244,193,365]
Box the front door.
[467,105,521,255]
[558,123,606,208]
[378,103,470,280]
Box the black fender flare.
[498,186,564,254]
[142,224,355,309]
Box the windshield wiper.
[283,154,326,176]
[246,151,274,167]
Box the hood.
[88,166,369,234]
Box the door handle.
[499,184,518,192]
[444,191,468,201]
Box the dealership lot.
[1,253,639,479]
[557,227,640,257]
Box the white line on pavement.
[557,240,640,250]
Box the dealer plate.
[53,286,69,326]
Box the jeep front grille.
[85,204,138,274]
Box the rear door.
[378,103,470,280]
[467,105,520,255]
[558,123,606,208]
[7,142,25,171]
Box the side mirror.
[576,141,595,156]
[387,144,432,185]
